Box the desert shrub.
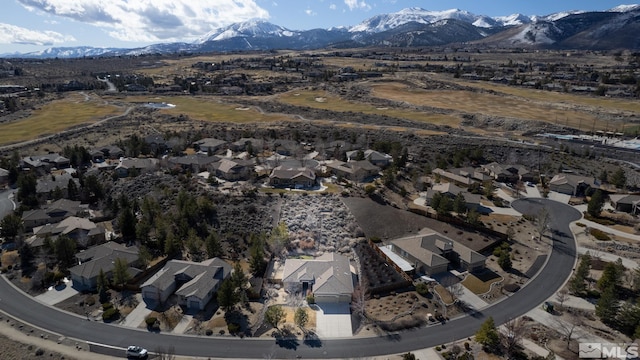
[85,295,96,306]
[369,237,382,243]
[415,283,430,297]
[365,184,376,195]
[576,222,586,227]
[464,342,470,350]
[145,317,157,327]
[306,294,315,304]
[435,346,442,351]
[227,322,241,334]
[205,329,213,336]
[102,307,119,321]
[102,302,113,310]
[589,228,611,241]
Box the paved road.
[0,199,580,359]
[0,189,16,220]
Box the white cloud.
[329,4,336,10]
[0,23,75,45]
[344,0,370,11]
[305,9,317,16]
[17,0,270,42]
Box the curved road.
[0,199,580,359]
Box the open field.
[277,90,461,127]
[124,96,289,123]
[444,76,640,114]
[0,93,121,145]
[370,82,617,131]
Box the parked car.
[126,346,148,359]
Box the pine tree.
[587,190,605,217]
[217,278,238,311]
[205,231,223,258]
[97,269,110,303]
[453,192,467,214]
[475,316,500,353]
[596,285,619,325]
[112,258,131,288]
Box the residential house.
[390,231,486,276]
[115,158,158,178]
[481,163,534,183]
[32,216,105,249]
[325,160,380,182]
[194,138,227,154]
[433,167,492,187]
[167,154,220,173]
[21,199,87,230]
[425,183,482,212]
[230,138,264,153]
[269,166,316,189]
[272,139,299,156]
[282,253,354,303]
[609,194,640,214]
[70,242,140,290]
[211,159,252,181]
[91,145,124,162]
[346,149,393,167]
[141,258,232,310]
[548,174,598,196]
[36,173,79,201]
[22,154,70,174]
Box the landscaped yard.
[461,271,503,295]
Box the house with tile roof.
[389,231,486,276]
[609,194,640,214]
[69,242,140,291]
[32,216,105,249]
[325,160,380,182]
[548,173,598,196]
[269,166,316,189]
[141,258,232,310]
[21,199,88,230]
[282,253,354,303]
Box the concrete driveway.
[313,302,353,338]
[35,279,78,305]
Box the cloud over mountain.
[17,0,270,42]
[0,22,75,45]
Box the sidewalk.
[579,219,640,242]
[526,308,610,344]
[121,296,152,328]
[577,246,638,269]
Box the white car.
[126,346,148,358]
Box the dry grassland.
[447,77,640,114]
[371,82,620,131]
[277,90,460,127]
[124,96,289,123]
[0,93,120,145]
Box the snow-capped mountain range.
[3,5,639,58]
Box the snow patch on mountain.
[510,23,557,45]
[494,14,533,26]
[195,20,295,43]
[608,4,640,12]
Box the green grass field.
[0,93,121,145]
[126,96,287,123]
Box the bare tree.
[535,208,551,241]
[501,317,527,356]
[555,314,583,349]
[447,283,464,302]
[351,277,370,321]
[555,289,569,309]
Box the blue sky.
[0,0,634,54]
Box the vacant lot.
[371,82,617,131]
[277,90,461,127]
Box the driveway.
[35,279,78,305]
[314,302,353,338]
[121,295,152,328]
